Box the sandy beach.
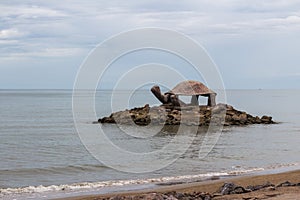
[56,170,300,200]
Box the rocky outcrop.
[98,103,275,126]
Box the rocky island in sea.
[98,81,275,126]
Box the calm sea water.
[0,89,299,199]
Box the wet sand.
[57,170,300,200]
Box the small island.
[98,81,275,126]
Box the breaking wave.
[0,162,298,200]
[0,167,266,196]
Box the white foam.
[1,163,298,197]
[227,167,265,175]
[266,162,299,170]
[0,172,244,196]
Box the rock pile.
[98,103,275,126]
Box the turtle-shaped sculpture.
[151,80,216,107]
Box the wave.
[0,164,109,176]
[0,167,265,196]
[265,162,299,170]
[0,162,298,197]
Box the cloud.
[0,47,85,58]
[24,47,84,57]
[207,15,300,35]
[0,28,26,39]
[265,15,300,27]
[233,0,300,12]
[0,4,67,20]
[0,0,300,89]
[1,1,300,59]
[0,39,18,45]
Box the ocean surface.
[0,89,299,199]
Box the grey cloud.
[0,0,300,89]
[0,28,27,39]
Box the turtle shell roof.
[166,80,216,96]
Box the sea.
[0,89,299,199]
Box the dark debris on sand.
[94,181,300,200]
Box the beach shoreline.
[55,169,300,200]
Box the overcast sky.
[0,0,300,89]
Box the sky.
[0,0,300,89]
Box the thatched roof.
[166,80,216,96]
